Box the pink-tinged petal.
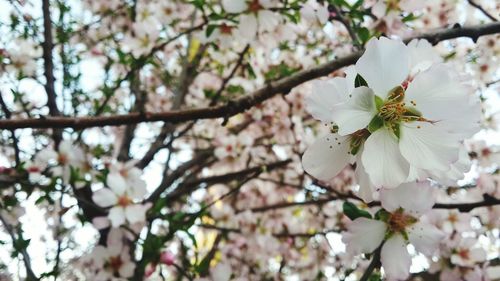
[331,86,377,136]
[107,173,128,196]
[108,206,126,227]
[125,204,148,224]
[381,234,411,280]
[92,188,118,208]
[361,128,410,188]
[306,78,348,122]
[342,218,386,255]
[408,222,444,256]
[399,122,459,171]
[356,37,410,97]
[380,181,435,215]
[302,134,353,181]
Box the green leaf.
[206,25,217,37]
[357,27,370,44]
[402,13,420,23]
[367,115,384,133]
[354,74,368,87]
[343,202,372,220]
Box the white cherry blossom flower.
[92,172,149,227]
[35,140,87,184]
[342,182,444,280]
[303,37,481,189]
[222,0,281,41]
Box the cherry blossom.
[92,172,149,227]
[343,182,444,280]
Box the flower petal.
[331,86,377,136]
[408,222,444,256]
[108,206,126,227]
[356,37,410,97]
[405,64,481,138]
[107,173,128,196]
[222,0,247,13]
[342,218,386,255]
[92,188,118,208]
[354,162,375,203]
[381,234,411,280]
[379,181,435,215]
[399,122,459,171]
[306,78,349,122]
[362,128,410,188]
[237,15,257,41]
[125,204,148,225]
[302,134,352,181]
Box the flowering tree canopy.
[0,0,499,280]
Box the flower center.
[117,195,132,207]
[57,153,68,165]
[219,24,233,35]
[248,0,263,12]
[108,256,123,272]
[388,209,416,233]
[457,249,470,260]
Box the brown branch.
[198,223,339,238]
[42,0,62,145]
[245,193,500,213]
[467,0,498,22]
[166,159,292,201]
[0,91,20,166]
[1,23,499,130]
[359,243,383,281]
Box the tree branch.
[42,0,62,145]
[467,0,498,22]
[1,22,499,130]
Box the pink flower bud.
[160,251,175,266]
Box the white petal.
[342,218,386,255]
[379,181,435,215]
[306,78,348,121]
[399,122,459,171]
[107,173,128,196]
[119,262,136,278]
[257,10,280,32]
[300,4,315,21]
[381,234,411,280]
[331,86,376,135]
[222,0,247,13]
[211,263,232,281]
[355,163,375,203]
[408,222,444,256]
[92,188,118,208]
[361,128,410,188]
[407,39,442,73]
[356,37,410,97]
[237,15,257,40]
[316,5,330,24]
[108,207,126,227]
[302,134,352,181]
[405,64,481,138]
[125,204,148,224]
